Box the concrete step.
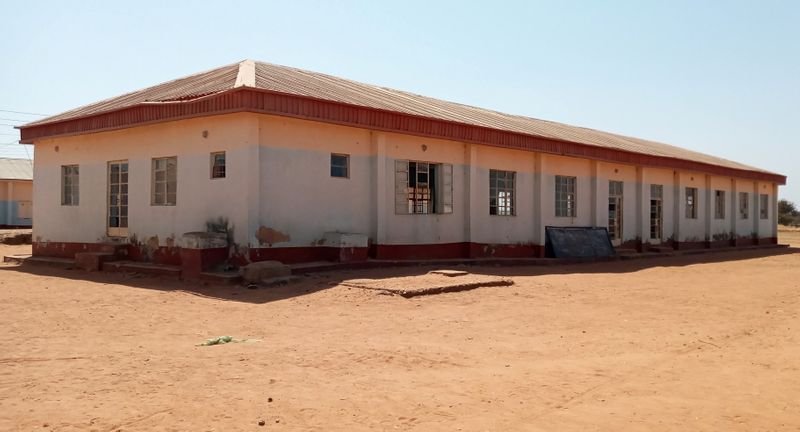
[103,261,181,278]
[95,243,130,257]
[648,245,674,253]
[75,252,117,271]
[3,254,31,264]
[22,256,77,269]
[198,271,242,285]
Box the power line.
[0,117,26,122]
[0,109,49,116]
[0,123,22,127]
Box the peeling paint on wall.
[255,226,291,246]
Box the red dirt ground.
[1,233,799,431]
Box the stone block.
[241,260,291,284]
[75,252,114,272]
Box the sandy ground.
[1,235,799,431]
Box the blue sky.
[2,0,797,201]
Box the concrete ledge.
[3,254,31,264]
[75,252,116,272]
[21,256,76,269]
[198,271,242,285]
[292,243,792,274]
[341,273,514,298]
[103,261,181,278]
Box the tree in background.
[779,199,800,226]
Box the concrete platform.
[290,243,790,274]
[103,261,182,278]
[3,253,31,264]
[341,272,513,298]
[198,271,242,285]
[20,256,76,269]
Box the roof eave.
[17,87,787,185]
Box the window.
[331,153,349,178]
[152,157,177,206]
[715,190,725,219]
[61,165,79,205]
[608,181,624,240]
[395,160,453,214]
[685,187,698,219]
[555,176,577,217]
[489,170,515,216]
[210,152,225,179]
[650,184,663,240]
[760,194,769,219]
[739,192,749,219]
[650,184,663,200]
[609,180,623,197]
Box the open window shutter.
[441,163,453,214]
[395,160,409,214]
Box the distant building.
[0,157,33,228]
[18,60,786,270]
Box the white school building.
[18,60,786,272]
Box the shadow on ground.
[2,246,798,305]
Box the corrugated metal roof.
[0,158,33,181]
[21,60,777,176]
[24,63,240,127]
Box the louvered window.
[395,160,453,214]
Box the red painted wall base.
[31,236,781,270]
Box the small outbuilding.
[0,157,33,228]
[17,60,786,270]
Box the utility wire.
[0,117,26,122]
[0,123,23,127]
[0,109,49,116]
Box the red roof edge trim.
[18,88,787,185]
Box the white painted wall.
[597,162,638,242]
[383,132,467,245]
[642,168,676,244]
[32,111,780,255]
[676,172,706,242]
[33,113,258,246]
[756,181,775,236]
[257,116,373,247]
[468,146,536,245]
[709,176,732,239]
[541,154,593,229]
[735,179,756,237]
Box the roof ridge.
[234,60,256,88]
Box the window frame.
[330,153,350,179]
[555,175,577,218]
[151,156,177,206]
[394,159,453,215]
[759,194,769,219]
[649,184,663,240]
[685,187,698,219]
[61,164,80,206]
[210,151,226,179]
[489,169,516,216]
[714,190,725,219]
[408,161,433,214]
[739,192,749,219]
